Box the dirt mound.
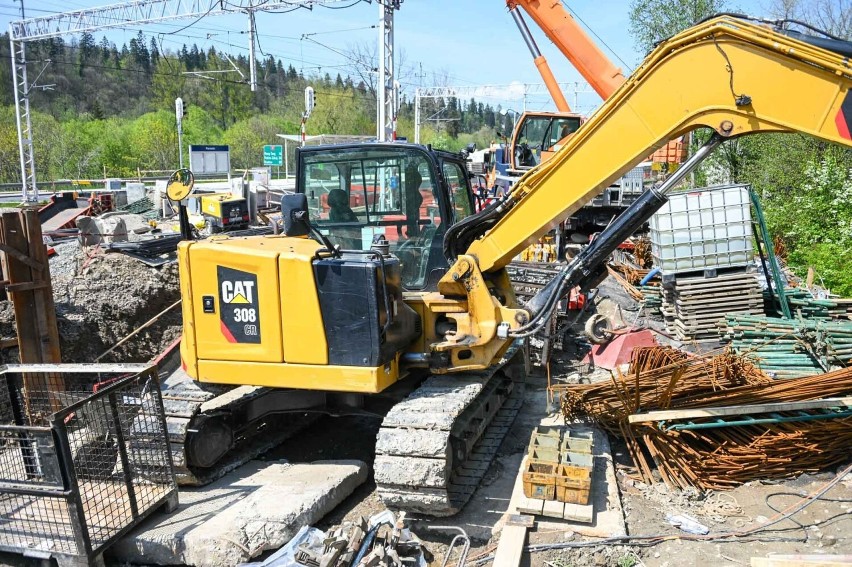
[53,251,181,363]
[0,246,181,364]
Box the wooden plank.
[0,243,44,271]
[505,514,535,528]
[3,212,41,363]
[563,501,593,522]
[5,281,49,292]
[516,494,544,515]
[628,397,852,424]
[493,523,528,567]
[2,211,63,416]
[23,209,62,365]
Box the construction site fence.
[0,364,177,567]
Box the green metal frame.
[749,188,792,319]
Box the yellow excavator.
[173,16,852,515]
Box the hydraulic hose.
[509,133,725,338]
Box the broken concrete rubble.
[76,212,153,245]
[109,460,368,566]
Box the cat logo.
[221,280,255,304]
[217,266,261,344]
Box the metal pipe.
[521,133,725,326]
[652,133,724,198]
[400,352,429,366]
[510,7,542,58]
[664,409,852,431]
[509,8,571,112]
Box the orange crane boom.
[508,7,571,111]
[507,0,626,99]
[507,0,684,165]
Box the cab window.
[301,147,442,289]
[442,161,474,221]
[547,117,582,151]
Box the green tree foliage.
[628,0,728,54]
[742,136,852,295]
[0,31,503,182]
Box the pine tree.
[149,37,160,67]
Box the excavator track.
[159,368,318,485]
[374,355,525,516]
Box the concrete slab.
[108,459,368,566]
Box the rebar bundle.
[559,346,852,490]
[560,346,770,435]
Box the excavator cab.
[177,142,480,396]
[510,112,583,171]
[297,143,476,289]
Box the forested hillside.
[0,31,503,181]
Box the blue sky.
[1,0,771,113]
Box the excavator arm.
[431,16,852,372]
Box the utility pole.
[301,86,314,147]
[247,7,257,92]
[10,0,37,202]
[175,97,185,168]
[377,0,400,141]
[414,88,421,143]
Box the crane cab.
[508,112,584,172]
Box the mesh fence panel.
[0,365,176,562]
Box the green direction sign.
[263,144,283,166]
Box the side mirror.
[281,193,310,237]
[166,168,195,202]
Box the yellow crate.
[529,434,560,451]
[522,460,557,500]
[533,426,562,439]
[560,431,594,454]
[555,466,591,504]
[558,452,593,480]
[529,446,559,463]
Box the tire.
[584,314,613,345]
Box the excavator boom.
[435,16,852,371]
[471,16,852,273]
